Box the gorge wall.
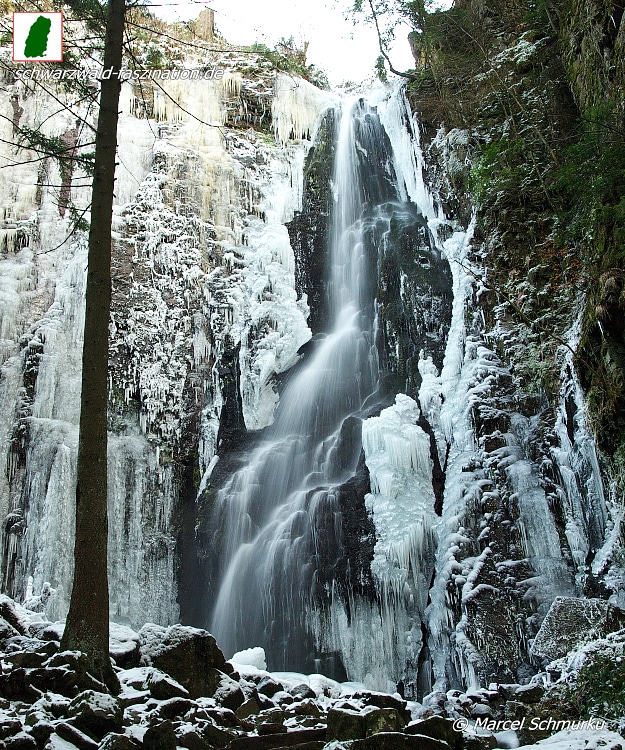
[0,2,622,699]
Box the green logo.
[24,16,52,58]
[13,13,63,63]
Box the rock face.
[531,597,625,661]
[0,3,621,701]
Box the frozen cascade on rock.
[207,90,444,691]
[1,69,331,627]
[0,57,616,696]
[209,96,387,669]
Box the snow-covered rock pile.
[0,596,623,750]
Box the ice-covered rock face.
[0,41,615,699]
[0,61,333,629]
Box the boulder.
[289,683,316,701]
[4,651,48,669]
[142,720,178,750]
[513,683,545,704]
[197,721,236,748]
[139,624,226,698]
[351,691,410,721]
[470,704,492,718]
[257,677,284,698]
[351,733,450,750]
[0,709,24,740]
[0,596,28,635]
[531,597,625,661]
[67,691,123,740]
[109,624,141,669]
[4,731,38,750]
[213,673,245,711]
[364,707,406,736]
[236,697,262,719]
[326,706,368,740]
[54,722,99,750]
[99,734,141,750]
[257,722,287,735]
[28,720,55,746]
[154,697,195,720]
[148,673,190,701]
[226,728,326,749]
[0,616,21,645]
[405,716,460,749]
[0,669,40,702]
[175,725,213,750]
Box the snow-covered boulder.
[67,690,123,740]
[531,597,625,661]
[108,624,140,669]
[138,624,227,698]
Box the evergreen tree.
[59,0,126,692]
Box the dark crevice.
[417,412,445,516]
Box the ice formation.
[0,51,614,697]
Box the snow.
[517,729,624,750]
[231,647,267,670]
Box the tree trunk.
[60,0,126,693]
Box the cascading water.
[208,97,411,673]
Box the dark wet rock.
[513,684,545,704]
[258,722,287,735]
[175,725,213,750]
[0,708,23,739]
[463,734,498,750]
[326,706,367,740]
[288,684,316,701]
[497,685,519,701]
[99,733,141,750]
[226,728,326,749]
[4,731,38,750]
[148,672,190,700]
[470,704,492,718]
[27,719,55,746]
[364,707,406,736]
[4,638,57,657]
[139,624,226,698]
[257,677,284,698]
[109,625,141,670]
[40,623,65,642]
[0,617,22,645]
[54,721,99,750]
[213,673,245,710]
[271,691,293,705]
[0,597,28,635]
[202,707,239,728]
[4,651,47,669]
[351,733,451,750]
[197,721,236,748]
[154,697,195,720]
[405,716,460,749]
[236,697,262,720]
[143,720,178,750]
[0,669,40,702]
[352,692,410,722]
[289,699,323,718]
[67,691,123,740]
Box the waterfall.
[205,91,447,690]
[208,97,401,671]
